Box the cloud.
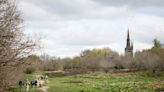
[19,0,133,20]
[93,0,164,8]
[18,0,164,57]
[19,1,61,21]
[130,14,164,43]
[27,14,164,57]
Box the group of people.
[18,75,48,92]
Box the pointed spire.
[125,28,133,57]
[126,28,130,48]
[127,28,130,41]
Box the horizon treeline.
[26,39,164,74]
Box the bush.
[25,66,35,74]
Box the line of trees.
[40,39,164,74]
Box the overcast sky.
[19,0,164,57]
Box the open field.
[47,72,164,92]
[9,72,164,92]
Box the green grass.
[8,72,164,92]
[47,72,164,92]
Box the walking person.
[34,80,38,88]
[18,80,23,92]
[25,79,30,92]
[45,75,48,83]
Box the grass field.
[47,72,164,92]
[9,72,164,92]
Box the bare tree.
[0,0,37,91]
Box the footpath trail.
[39,86,49,92]
[35,74,49,92]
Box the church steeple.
[126,29,130,48]
[125,29,133,56]
[127,29,130,40]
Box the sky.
[18,0,164,57]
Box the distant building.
[125,29,133,56]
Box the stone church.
[125,29,133,56]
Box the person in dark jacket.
[19,80,23,92]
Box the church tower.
[125,29,133,56]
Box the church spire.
[126,29,130,48]
[127,29,130,40]
[125,29,133,56]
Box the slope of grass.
[48,72,164,92]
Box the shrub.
[25,66,35,74]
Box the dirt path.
[39,86,49,92]
[35,74,49,92]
